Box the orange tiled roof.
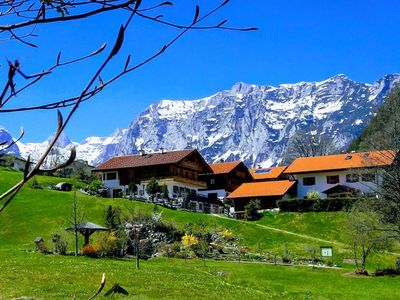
[283,150,397,174]
[250,166,287,180]
[94,149,201,171]
[209,161,242,174]
[227,180,295,199]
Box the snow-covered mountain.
[3,74,400,167]
[0,126,21,157]
[107,74,400,167]
[14,129,126,167]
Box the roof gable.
[94,149,202,171]
[283,150,397,174]
[250,166,287,180]
[209,161,243,175]
[227,180,295,199]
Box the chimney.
[160,147,165,154]
[139,149,145,156]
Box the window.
[362,173,376,182]
[106,172,117,180]
[303,177,315,186]
[346,174,359,183]
[173,186,179,193]
[326,175,339,184]
[210,178,215,185]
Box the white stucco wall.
[295,170,381,199]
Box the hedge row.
[277,197,359,212]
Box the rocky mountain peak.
[4,74,400,167]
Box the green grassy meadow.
[0,167,399,299]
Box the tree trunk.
[353,242,359,270]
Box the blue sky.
[1,0,400,142]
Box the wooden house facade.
[198,161,253,199]
[93,149,212,199]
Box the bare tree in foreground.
[282,129,337,164]
[0,0,256,212]
[357,88,400,236]
[344,87,400,269]
[343,201,394,273]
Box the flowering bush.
[220,229,234,240]
[181,233,199,248]
[80,244,100,257]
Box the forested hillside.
[348,86,400,152]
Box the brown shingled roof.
[283,150,397,174]
[93,149,201,171]
[250,166,287,180]
[227,180,295,199]
[209,161,242,174]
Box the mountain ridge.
[2,73,400,167]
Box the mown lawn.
[0,167,399,299]
[0,250,399,300]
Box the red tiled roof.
[250,166,287,180]
[227,180,295,199]
[283,150,397,174]
[209,161,242,175]
[94,149,199,171]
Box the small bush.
[97,231,126,257]
[52,233,69,255]
[159,242,180,258]
[306,190,321,200]
[30,178,42,189]
[374,268,400,276]
[282,257,291,264]
[80,244,100,257]
[36,242,48,254]
[244,199,262,221]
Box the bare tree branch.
[0,0,255,213]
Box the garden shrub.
[244,199,262,220]
[306,190,321,200]
[52,233,69,255]
[80,244,100,257]
[97,231,126,257]
[158,242,181,258]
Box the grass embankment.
[0,168,339,256]
[0,167,399,299]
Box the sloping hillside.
[0,167,347,256]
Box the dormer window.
[345,155,352,160]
